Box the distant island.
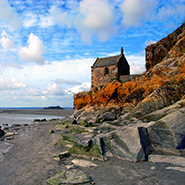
[42,106,64,110]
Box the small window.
[104,67,109,75]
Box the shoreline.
[0,109,74,117]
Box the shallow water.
[0,113,63,128]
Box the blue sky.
[0,0,184,107]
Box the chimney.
[121,47,123,55]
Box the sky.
[0,0,184,108]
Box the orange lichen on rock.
[73,23,185,110]
[73,91,91,110]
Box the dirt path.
[0,120,185,185]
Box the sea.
[0,107,72,128]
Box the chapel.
[91,47,130,89]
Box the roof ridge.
[98,54,121,60]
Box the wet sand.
[0,109,74,117]
[0,111,184,185]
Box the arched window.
[104,67,109,75]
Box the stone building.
[91,47,130,89]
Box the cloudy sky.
[0,0,184,107]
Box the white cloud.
[75,0,117,42]
[55,78,81,85]
[145,40,157,46]
[26,88,43,96]
[157,4,185,22]
[43,82,66,95]
[1,61,23,69]
[0,77,27,90]
[120,0,155,27]
[11,78,27,89]
[49,0,117,42]
[18,33,46,64]
[0,30,14,51]
[69,82,91,94]
[49,5,73,28]
[23,13,38,28]
[1,57,93,92]
[0,0,21,28]
[38,15,55,28]
[126,53,146,74]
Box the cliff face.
[73,23,185,116]
[145,23,185,71]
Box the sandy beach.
[0,110,185,185]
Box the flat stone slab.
[149,155,185,167]
[72,159,98,168]
[4,132,18,138]
[53,150,69,161]
[166,166,185,172]
[46,168,90,185]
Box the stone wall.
[91,64,140,90]
[91,65,117,89]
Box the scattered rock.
[149,155,185,167]
[0,126,5,137]
[48,129,54,134]
[34,118,47,122]
[98,112,117,122]
[150,166,156,170]
[2,124,8,126]
[53,151,70,161]
[46,169,90,185]
[71,159,98,168]
[166,166,185,172]
[72,119,77,124]
[4,132,18,138]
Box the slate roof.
[92,54,122,68]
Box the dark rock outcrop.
[145,23,185,71]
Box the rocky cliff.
[74,25,185,114]
[74,23,185,114]
[146,23,185,71]
[62,24,185,163]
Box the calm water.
[0,113,64,128]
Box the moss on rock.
[68,126,88,134]
[78,120,95,127]
[68,144,103,160]
[54,133,79,146]
[46,169,90,185]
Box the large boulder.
[147,121,177,153]
[141,98,185,152]
[109,122,154,162]
[155,108,185,144]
